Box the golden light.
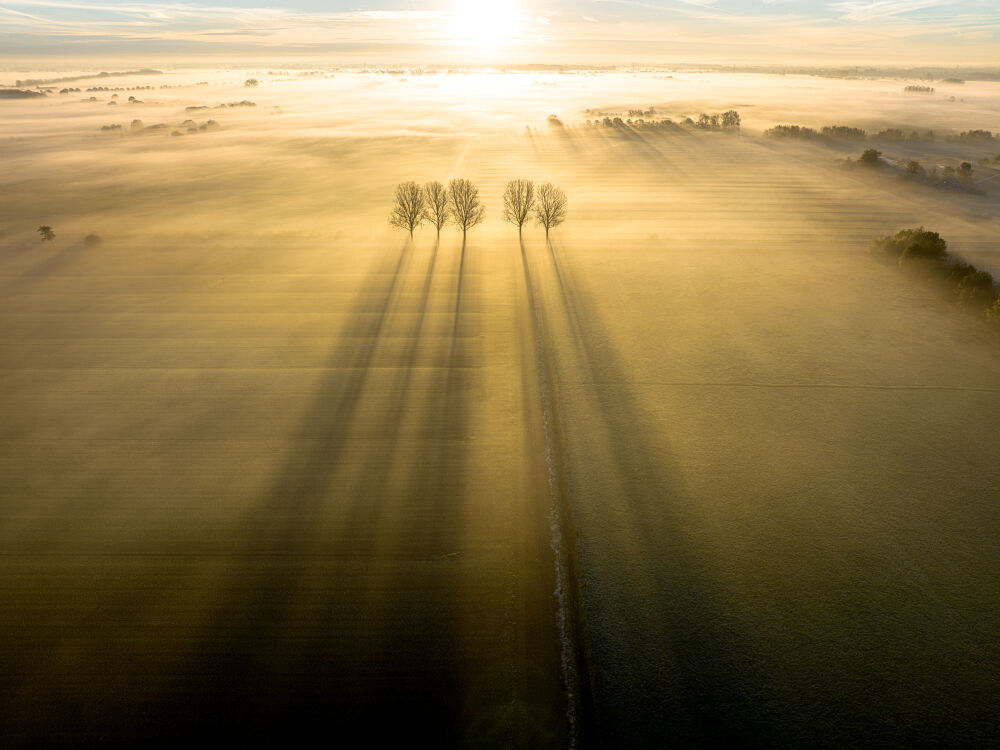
[452,0,520,48]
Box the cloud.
[0,0,997,62]
[828,0,959,21]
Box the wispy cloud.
[0,0,996,62]
[828,0,959,21]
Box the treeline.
[99,119,219,135]
[903,85,934,93]
[582,110,740,132]
[765,124,995,144]
[869,228,1000,333]
[852,149,982,192]
[389,179,567,239]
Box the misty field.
[2,69,1000,747]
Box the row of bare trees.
[389,179,567,240]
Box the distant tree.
[959,162,974,180]
[868,227,946,265]
[388,181,426,238]
[956,269,997,311]
[987,295,1000,327]
[37,226,54,241]
[535,183,567,239]
[824,125,867,140]
[448,179,485,240]
[859,148,883,166]
[905,160,926,178]
[244,79,259,87]
[721,110,741,129]
[84,233,102,246]
[422,181,450,238]
[502,179,536,235]
[898,227,948,272]
[941,165,957,179]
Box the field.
[2,69,1000,747]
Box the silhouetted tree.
[502,179,535,235]
[905,160,926,178]
[859,148,883,166]
[899,228,948,274]
[535,183,567,239]
[84,233,102,246]
[244,79,259,87]
[448,179,485,240]
[959,162,974,180]
[721,110,741,129]
[423,181,450,238]
[389,181,426,238]
[956,269,997,311]
[869,227,945,264]
[37,226,54,241]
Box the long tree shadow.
[527,238,782,748]
[142,238,480,744]
[0,239,87,294]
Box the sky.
[0,0,998,65]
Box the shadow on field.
[526,237,780,749]
[146,239,481,745]
[0,239,86,292]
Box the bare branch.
[388,181,426,237]
[502,179,535,233]
[422,181,450,237]
[448,178,485,238]
[535,183,567,238]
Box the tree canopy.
[535,183,567,238]
[448,179,485,238]
[388,182,426,237]
[422,181,450,237]
[502,179,535,234]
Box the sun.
[452,0,520,48]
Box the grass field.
[2,69,1000,747]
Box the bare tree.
[502,179,535,235]
[423,181,450,238]
[388,181,426,238]
[535,184,567,238]
[448,179,485,240]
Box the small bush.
[84,233,102,246]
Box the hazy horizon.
[1,0,999,66]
